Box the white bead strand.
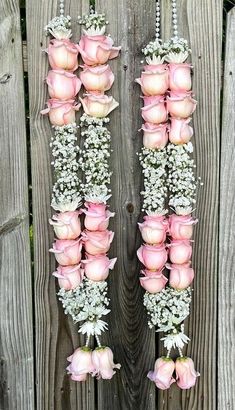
[155,1,161,39]
[171,0,178,38]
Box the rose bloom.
[41,99,80,126]
[135,64,169,96]
[169,214,197,240]
[140,270,168,293]
[82,202,114,231]
[167,91,197,118]
[141,122,168,149]
[92,347,121,380]
[49,239,82,266]
[80,94,119,118]
[67,347,94,382]
[78,35,121,66]
[169,117,193,144]
[52,264,84,290]
[82,254,117,281]
[175,357,200,389]
[49,210,81,240]
[46,70,81,100]
[46,39,79,71]
[141,96,167,124]
[138,215,168,244]
[169,63,192,91]
[137,243,167,270]
[80,64,114,92]
[167,262,194,290]
[168,240,192,264]
[82,230,114,255]
[147,357,175,390]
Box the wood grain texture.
[95,1,156,409]
[25,1,93,409]
[159,1,222,409]
[218,7,235,410]
[0,0,34,409]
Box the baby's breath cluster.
[44,15,72,39]
[164,37,191,55]
[142,37,191,64]
[142,39,166,64]
[138,147,168,214]
[78,8,108,35]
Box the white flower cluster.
[79,114,112,203]
[164,37,191,55]
[142,37,191,64]
[167,142,196,215]
[138,147,168,214]
[142,39,166,64]
[78,8,108,35]
[50,123,82,212]
[58,278,110,336]
[161,324,190,350]
[143,287,191,333]
[44,16,72,39]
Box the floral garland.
[41,7,121,382]
[136,1,200,390]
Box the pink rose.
[78,35,121,66]
[140,270,168,293]
[135,64,169,96]
[82,230,114,255]
[169,214,197,240]
[141,122,168,149]
[67,347,94,382]
[167,91,197,118]
[169,118,193,144]
[138,215,168,244]
[169,63,192,91]
[46,39,79,71]
[49,239,82,265]
[49,211,81,240]
[168,240,192,264]
[147,357,175,390]
[80,64,114,92]
[80,93,119,118]
[92,347,121,380]
[46,70,81,100]
[137,244,167,270]
[82,202,114,231]
[141,96,167,124]
[52,264,84,290]
[41,99,80,126]
[175,357,200,389]
[82,254,117,281]
[166,263,194,290]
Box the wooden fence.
[0,0,234,409]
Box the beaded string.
[155,1,161,39]
[171,0,179,38]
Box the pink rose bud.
[137,244,167,270]
[147,357,175,390]
[168,240,192,264]
[46,39,79,71]
[82,254,117,281]
[82,230,114,255]
[169,63,192,91]
[41,99,80,126]
[46,70,81,100]
[167,91,197,119]
[140,270,168,293]
[82,202,114,231]
[49,239,82,266]
[141,122,168,149]
[49,211,81,240]
[141,96,167,124]
[175,357,200,389]
[78,35,121,66]
[166,263,194,290]
[138,215,168,244]
[67,347,94,382]
[80,64,114,92]
[52,264,84,290]
[169,214,197,240]
[80,93,119,118]
[92,347,121,380]
[135,64,169,96]
[169,118,193,144]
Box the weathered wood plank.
[0,0,34,409]
[95,1,156,409]
[159,1,222,409]
[26,1,93,409]
[218,7,235,410]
